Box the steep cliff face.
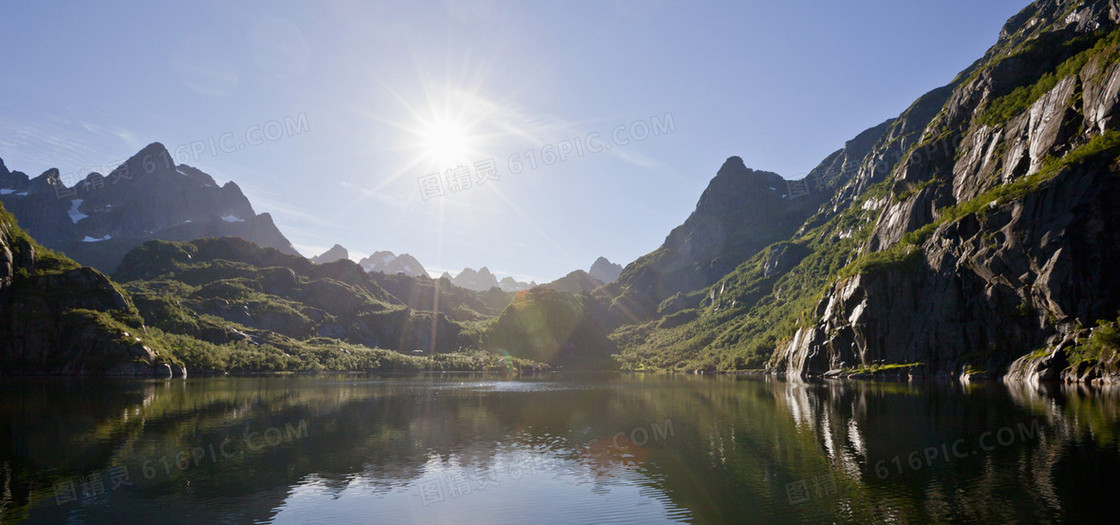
[0,202,178,376]
[772,0,1120,382]
[607,0,1120,380]
[0,143,298,273]
[606,157,829,321]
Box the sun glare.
[420,118,472,167]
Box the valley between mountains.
[3,0,1120,384]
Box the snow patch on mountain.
[68,199,88,223]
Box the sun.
[420,118,473,168]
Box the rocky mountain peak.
[102,142,178,185]
[588,256,622,284]
[607,155,826,319]
[311,244,349,264]
[1000,0,1119,40]
[451,266,501,291]
[357,250,427,277]
[29,167,61,183]
[136,141,170,158]
[717,155,748,176]
[0,144,299,272]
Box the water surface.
[2,374,1119,523]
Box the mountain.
[543,270,603,294]
[0,200,180,376]
[0,142,298,273]
[311,244,349,264]
[772,0,1120,382]
[481,287,616,368]
[451,266,500,291]
[601,157,832,322]
[358,250,427,277]
[2,203,541,376]
[611,0,1120,383]
[588,256,622,284]
[114,237,473,354]
[367,272,512,322]
[499,276,536,292]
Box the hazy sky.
[1,0,1029,282]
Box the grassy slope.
[115,239,547,374]
[1,209,543,374]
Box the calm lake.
[2,374,1119,524]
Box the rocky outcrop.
[0,142,299,273]
[311,244,349,264]
[450,266,500,291]
[588,257,622,284]
[0,201,181,376]
[771,0,1120,382]
[358,250,427,277]
[604,157,832,321]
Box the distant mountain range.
[443,267,501,291]
[5,0,1120,382]
[308,245,430,279]
[442,256,622,293]
[0,142,297,273]
[358,250,427,278]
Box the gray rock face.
[311,244,349,264]
[606,157,829,320]
[451,267,500,291]
[499,276,535,292]
[358,250,428,277]
[771,0,1120,382]
[0,142,299,273]
[588,257,622,284]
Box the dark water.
[2,374,1119,524]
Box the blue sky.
[0,0,1030,282]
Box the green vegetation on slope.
[1069,313,1120,365]
[610,18,1120,373]
[143,328,544,374]
[1,209,545,375]
[482,287,617,368]
[611,181,892,371]
[0,201,81,275]
[978,27,1120,127]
